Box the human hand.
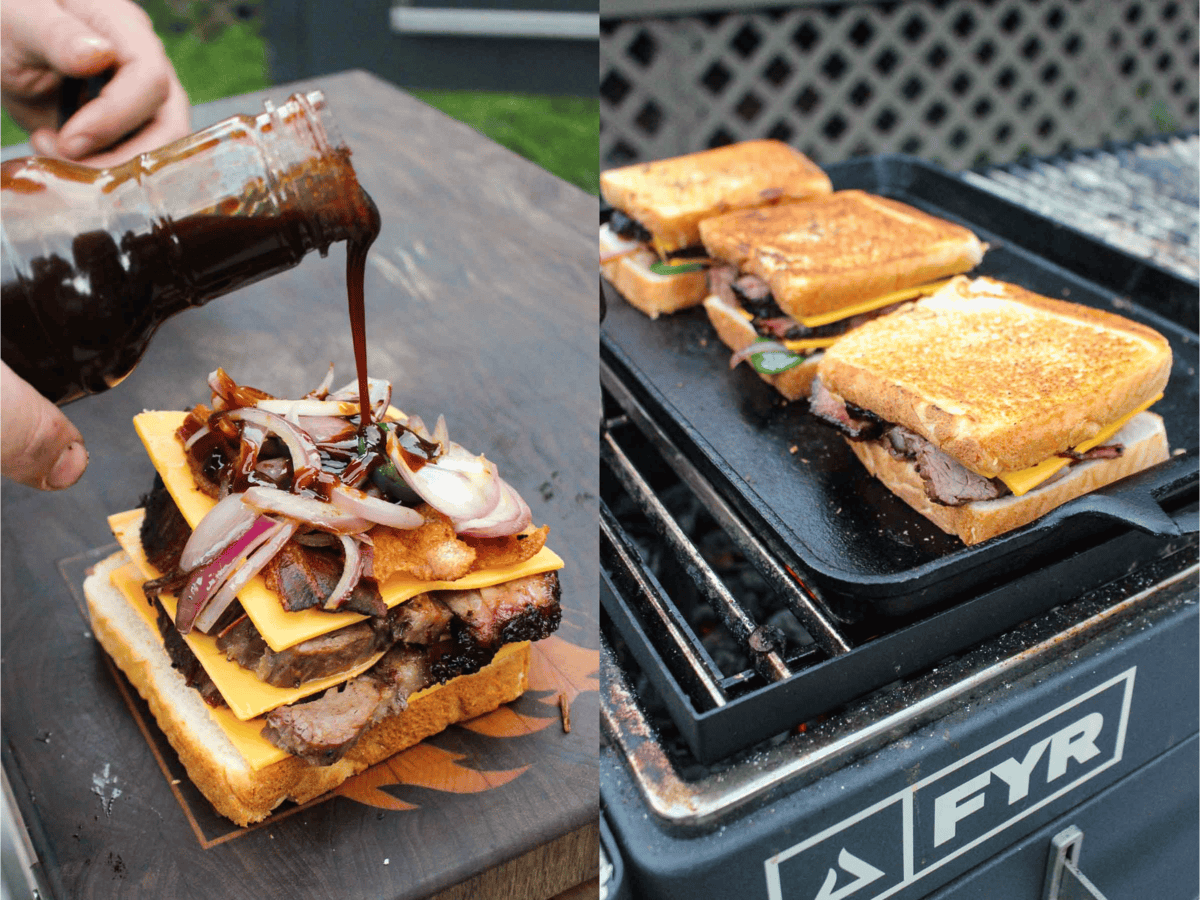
[1,361,89,490]
[1,0,190,167]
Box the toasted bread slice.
[702,294,821,400]
[599,140,832,255]
[817,276,1173,476]
[85,551,531,826]
[699,191,985,321]
[848,412,1169,545]
[601,224,707,318]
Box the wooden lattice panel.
[600,0,1200,169]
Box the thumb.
[1,362,89,490]
[24,5,116,78]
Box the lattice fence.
[600,0,1199,169]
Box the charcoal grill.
[599,145,1199,900]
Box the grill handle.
[1042,826,1110,900]
[1058,455,1199,537]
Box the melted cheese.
[133,410,564,651]
[110,509,387,721]
[105,556,525,770]
[797,279,952,328]
[998,394,1163,496]
[782,336,840,352]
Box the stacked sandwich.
[600,140,832,318]
[84,368,564,825]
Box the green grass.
[2,3,598,195]
[411,90,598,195]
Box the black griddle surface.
[601,155,1199,617]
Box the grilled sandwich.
[600,140,832,318]
[811,276,1172,544]
[700,190,986,399]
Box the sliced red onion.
[323,534,365,610]
[179,493,259,572]
[329,377,391,421]
[454,479,532,538]
[255,398,359,418]
[213,407,322,490]
[294,415,357,444]
[728,340,790,370]
[176,516,282,633]
[386,431,501,521]
[329,484,423,529]
[359,534,375,578]
[184,424,211,452]
[192,520,298,633]
[431,415,449,453]
[241,485,373,533]
[306,363,336,399]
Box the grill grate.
[600,356,1199,765]
[966,132,1200,282]
[600,0,1200,169]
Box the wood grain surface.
[1,71,598,900]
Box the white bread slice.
[817,277,1174,476]
[601,224,707,318]
[85,551,530,826]
[599,140,833,255]
[702,294,820,400]
[699,191,985,321]
[846,412,1169,545]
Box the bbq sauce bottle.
[1,90,380,406]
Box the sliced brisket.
[155,604,225,707]
[262,646,432,764]
[139,475,191,573]
[809,378,884,441]
[263,542,386,617]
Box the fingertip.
[67,34,115,73]
[45,441,89,490]
[58,133,94,160]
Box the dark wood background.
[1,71,598,900]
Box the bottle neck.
[254,90,373,254]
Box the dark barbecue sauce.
[0,90,382,419]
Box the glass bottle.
[1,90,379,404]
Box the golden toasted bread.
[702,295,820,400]
[601,224,708,317]
[699,191,985,321]
[817,276,1173,476]
[599,140,832,255]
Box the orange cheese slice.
[782,336,840,353]
[105,555,525,770]
[796,279,953,328]
[110,509,387,721]
[733,279,950,330]
[997,394,1163,496]
[133,410,564,651]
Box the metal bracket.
[1042,826,1110,900]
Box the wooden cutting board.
[0,71,598,900]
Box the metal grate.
[600,0,1200,169]
[966,131,1200,282]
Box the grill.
[599,146,1199,899]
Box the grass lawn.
[2,1,597,195]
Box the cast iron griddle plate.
[601,156,1199,617]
